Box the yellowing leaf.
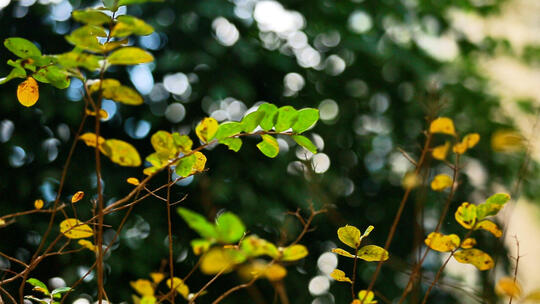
[452,142,468,154]
[453,248,494,271]
[59,218,93,239]
[462,133,480,148]
[432,142,450,160]
[337,225,361,249]
[357,290,377,304]
[475,220,502,237]
[150,273,164,284]
[107,47,154,65]
[89,79,143,105]
[102,139,141,167]
[79,132,105,149]
[200,247,245,274]
[195,117,218,143]
[34,199,44,210]
[85,108,109,119]
[331,248,356,258]
[193,152,207,172]
[280,244,308,261]
[402,171,420,189]
[17,77,39,107]
[71,191,84,203]
[330,269,352,283]
[264,264,287,282]
[150,131,176,156]
[461,238,476,249]
[424,232,460,252]
[130,279,154,297]
[166,277,189,299]
[127,177,140,185]
[78,239,96,252]
[455,202,477,229]
[429,117,456,136]
[430,174,453,191]
[491,130,524,153]
[496,277,521,298]
[357,245,389,262]
[238,261,287,282]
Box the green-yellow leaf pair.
[332,225,389,262]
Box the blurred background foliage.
[1,0,539,303]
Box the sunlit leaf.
[200,247,246,274]
[219,137,243,152]
[177,207,218,239]
[17,77,39,107]
[107,47,154,65]
[172,133,193,153]
[0,65,27,85]
[432,141,450,160]
[453,248,494,271]
[79,132,105,149]
[477,193,510,220]
[357,290,377,304]
[175,154,196,177]
[491,130,524,152]
[402,171,420,189]
[257,103,278,131]
[59,218,93,239]
[280,244,308,261]
[240,235,279,258]
[215,122,243,140]
[72,9,111,25]
[455,202,477,229]
[150,131,176,156]
[424,232,460,252]
[461,238,477,249]
[191,238,212,255]
[71,191,84,203]
[195,117,219,143]
[523,289,540,301]
[463,133,480,148]
[331,248,355,258]
[78,239,96,252]
[241,110,264,132]
[130,279,154,296]
[496,277,521,298]
[292,135,317,154]
[429,117,456,136]
[4,38,41,58]
[33,65,70,89]
[150,273,164,284]
[274,106,298,132]
[65,25,107,53]
[430,174,453,191]
[215,212,245,243]
[56,50,103,71]
[27,278,49,295]
[51,287,72,298]
[256,134,279,158]
[292,108,319,133]
[264,264,287,282]
[34,199,44,210]
[193,152,207,173]
[85,108,109,119]
[111,15,154,37]
[330,269,352,283]
[337,225,361,249]
[166,277,189,299]
[90,79,143,105]
[475,220,502,237]
[357,245,389,262]
[102,139,142,167]
[127,177,140,185]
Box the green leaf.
[215,212,245,243]
[292,108,319,133]
[4,38,41,58]
[65,25,107,53]
[177,207,218,239]
[292,135,317,154]
[172,133,193,153]
[151,131,176,156]
[107,47,154,65]
[256,134,279,158]
[219,138,242,152]
[56,50,103,71]
[102,0,119,11]
[33,66,70,89]
[27,278,49,294]
[111,15,154,37]
[190,238,212,255]
[337,225,361,248]
[357,245,389,262]
[145,152,169,169]
[274,106,298,132]
[241,110,264,132]
[175,154,196,177]
[257,103,278,131]
[476,193,510,220]
[118,0,164,5]
[51,287,72,297]
[215,122,243,140]
[0,66,26,85]
[72,9,111,25]
[240,235,279,258]
[101,139,142,167]
[280,244,308,261]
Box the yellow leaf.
[430,174,453,191]
[79,132,105,149]
[200,247,245,274]
[491,130,524,153]
[150,131,176,156]
[34,199,44,210]
[195,117,218,143]
[432,142,450,160]
[85,108,109,119]
[357,290,377,304]
[331,248,356,258]
[71,191,85,203]
[280,244,308,261]
[402,171,420,189]
[330,269,352,283]
[17,77,39,107]
[264,264,287,282]
[463,133,480,148]
[461,238,476,249]
[523,289,540,301]
[193,151,207,172]
[140,296,156,304]
[452,142,468,154]
[59,218,93,239]
[496,277,521,298]
[475,220,502,237]
[101,139,141,167]
[337,225,361,248]
[453,248,494,271]
[429,117,456,136]
[130,279,154,297]
[127,177,140,185]
[78,239,96,252]
[0,219,6,226]
[166,277,189,299]
[357,245,389,262]
[424,232,460,252]
[455,202,477,229]
[150,273,164,284]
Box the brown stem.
[166,168,175,302]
